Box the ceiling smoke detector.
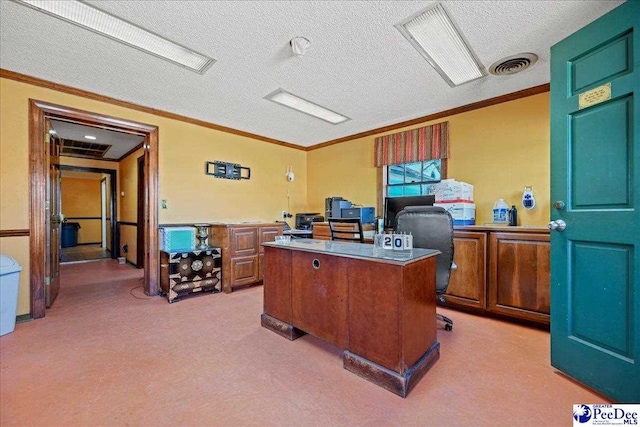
[489,53,538,75]
[290,37,311,56]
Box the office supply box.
[341,207,375,224]
[434,202,476,226]
[429,179,474,202]
[160,226,196,252]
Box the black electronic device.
[295,213,324,230]
[325,197,352,219]
[384,195,436,228]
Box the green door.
[550,0,639,402]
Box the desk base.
[343,342,440,398]
[261,313,307,341]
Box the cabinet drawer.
[231,255,259,286]
[231,228,258,256]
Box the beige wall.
[307,93,550,226]
[0,76,308,315]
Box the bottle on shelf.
[493,199,509,224]
[508,205,518,226]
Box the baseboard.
[16,314,32,323]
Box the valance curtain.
[374,121,449,167]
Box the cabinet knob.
[312,259,320,270]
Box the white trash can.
[0,255,22,336]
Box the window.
[386,159,444,197]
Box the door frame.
[29,100,159,318]
[60,165,118,257]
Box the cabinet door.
[230,255,259,286]
[259,226,282,253]
[445,232,487,310]
[489,232,550,324]
[231,227,258,256]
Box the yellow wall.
[307,93,550,226]
[119,148,143,264]
[61,177,102,244]
[0,75,549,316]
[0,77,307,315]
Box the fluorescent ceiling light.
[265,89,350,125]
[84,135,96,140]
[14,0,215,73]
[396,3,485,87]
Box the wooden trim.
[1,69,304,151]
[307,84,550,151]
[29,100,159,319]
[0,229,30,237]
[5,69,548,153]
[118,221,138,227]
[145,129,160,295]
[29,100,47,319]
[137,156,145,269]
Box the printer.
[295,213,324,230]
[341,207,375,224]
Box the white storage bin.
[0,255,22,336]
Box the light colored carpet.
[0,259,607,426]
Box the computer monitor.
[384,195,436,228]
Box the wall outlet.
[282,210,287,219]
[161,200,167,209]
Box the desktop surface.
[263,238,439,264]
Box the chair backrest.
[327,217,365,243]
[394,206,454,295]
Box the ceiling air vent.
[489,53,538,75]
[61,139,112,159]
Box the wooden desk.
[261,239,440,397]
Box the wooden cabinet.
[445,231,487,310]
[488,232,550,324]
[444,226,550,326]
[159,248,222,303]
[209,222,283,293]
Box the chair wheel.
[444,324,453,331]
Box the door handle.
[547,219,567,232]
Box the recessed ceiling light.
[265,89,350,125]
[396,3,485,87]
[84,135,97,140]
[14,0,215,73]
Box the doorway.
[59,166,117,263]
[28,100,159,319]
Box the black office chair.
[328,217,365,243]
[395,206,455,331]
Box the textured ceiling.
[0,0,624,147]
